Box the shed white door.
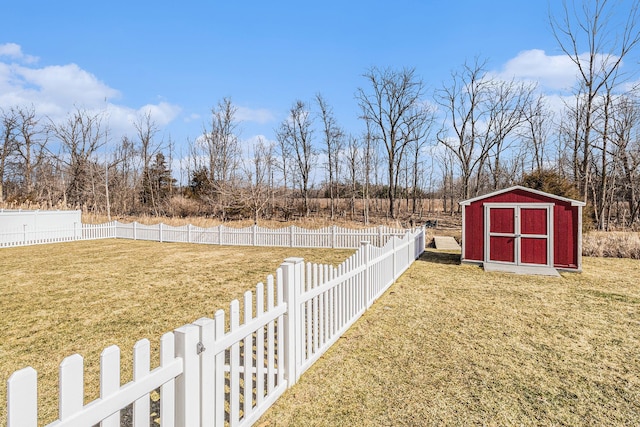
[484,204,553,267]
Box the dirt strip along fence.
[6,227,426,426]
[0,221,412,249]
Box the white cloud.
[236,106,276,124]
[0,44,180,141]
[499,49,626,93]
[137,102,182,127]
[499,49,579,91]
[16,63,120,107]
[239,134,278,155]
[0,42,39,64]
[100,102,181,140]
[184,113,201,123]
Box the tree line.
[1,0,640,229]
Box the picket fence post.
[7,368,38,427]
[392,237,398,279]
[331,225,336,249]
[133,340,151,426]
[406,231,411,269]
[159,223,164,243]
[133,222,137,240]
[218,225,222,245]
[100,345,120,427]
[187,224,192,243]
[361,241,371,308]
[59,354,84,419]
[282,257,303,387]
[252,224,257,246]
[174,324,200,426]
[193,317,215,427]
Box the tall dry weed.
[80,213,439,230]
[583,231,640,259]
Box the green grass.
[257,250,640,426]
[0,239,354,426]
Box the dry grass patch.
[258,250,640,426]
[0,240,353,425]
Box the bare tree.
[550,0,640,200]
[276,100,315,217]
[436,59,491,200]
[519,94,553,172]
[361,124,374,224]
[556,94,588,182]
[591,83,618,229]
[345,135,360,219]
[201,97,241,220]
[14,106,47,200]
[204,98,240,183]
[275,127,292,215]
[436,59,533,199]
[111,135,138,215]
[485,78,536,190]
[316,93,344,220]
[408,105,436,214]
[135,111,161,213]
[610,93,640,226]
[243,137,274,223]
[357,66,429,218]
[0,108,18,203]
[51,108,107,208]
[437,148,457,213]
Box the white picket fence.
[6,227,426,426]
[0,221,410,249]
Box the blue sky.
[0,1,632,157]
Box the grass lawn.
[258,250,640,426]
[0,239,354,426]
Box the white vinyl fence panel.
[0,210,82,247]
[6,227,425,426]
[108,222,409,249]
[1,221,413,249]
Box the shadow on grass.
[418,249,461,265]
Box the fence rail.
[0,221,412,249]
[6,227,426,426]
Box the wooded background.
[1,1,639,230]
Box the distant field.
[258,250,640,426]
[0,240,354,426]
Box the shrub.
[520,170,595,230]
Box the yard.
[0,240,354,425]
[258,250,640,426]
[2,241,640,426]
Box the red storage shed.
[459,186,585,274]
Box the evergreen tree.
[141,152,175,210]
